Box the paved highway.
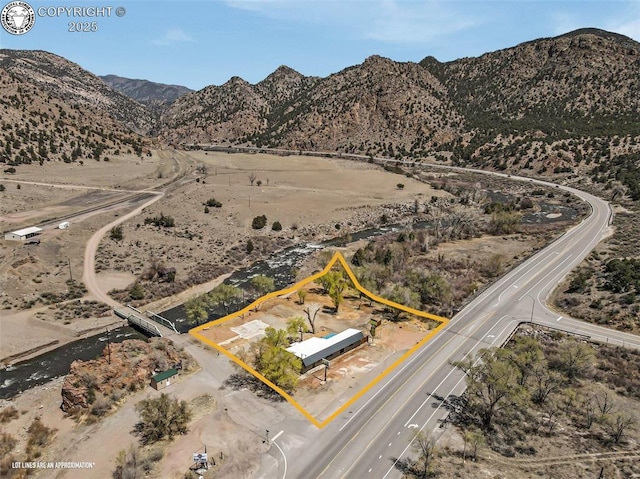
[262,172,640,479]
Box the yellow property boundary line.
[190,251,449,428]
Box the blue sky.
[1,0,638,90]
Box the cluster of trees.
[239,326,301,393]
[452,336,638,456]
[134,393,191,444]
[184,283,242,325]
[349,239,454,318]
[603,258,640,294]
[184,275,275,325]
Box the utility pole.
[105,328,111,364]
[67,258,73,283]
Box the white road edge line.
[272,440,287,479]
[271,430,284,442]
[403,316,508,427]
[386,321,518,478]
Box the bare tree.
[248,172,257,186]
[412,430,438,478]
[603,412,636,444]
[580,394,597,430]
[303,303,321,334]
[594,390,616,415]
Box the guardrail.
[146,310,179,334]
[114,309,162,337]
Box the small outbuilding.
[286,328,367,373]
[4,226,43,241]
[150,368,178,390]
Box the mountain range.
[1,28,639,191]
[99,74,193,115]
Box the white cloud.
[607,17,640,41]
[151,28,195,46]
[224,0,481,45]
[362,0,480,44]
[550,11,581,36]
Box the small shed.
[150,368,178,390]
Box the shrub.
[246,239,254,253]
[0,432,17,457]
[110,225,123,241]
[271,221,282,231]
[204,198,222,208]
[134,393,191,444]
[520,197,534,209]
[252,215,267,230]
[129,282,145,300]
[144,213,175,228]
[89,396,113,417]
[26,418,56,455]
[0,406,19,423]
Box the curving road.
[81,150,195,306]
[258,169,640,479]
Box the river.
[0,327,147,400]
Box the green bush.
[252,215,267,230]
[110,225,123,241]
[129,282,145,300]
[144,213,175,228]
[271,221,282,231]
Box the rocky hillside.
[0,55,148,167]
[423,28,640,138]
[61,337,195,414]
[160,57,464,155]
[158,29,640,175]
[100,74,192,114]
[161,65,318,146]
[0,50,155,134]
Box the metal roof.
[9,226,43,236]
[151,368,178,382]
[286,329,365,367]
